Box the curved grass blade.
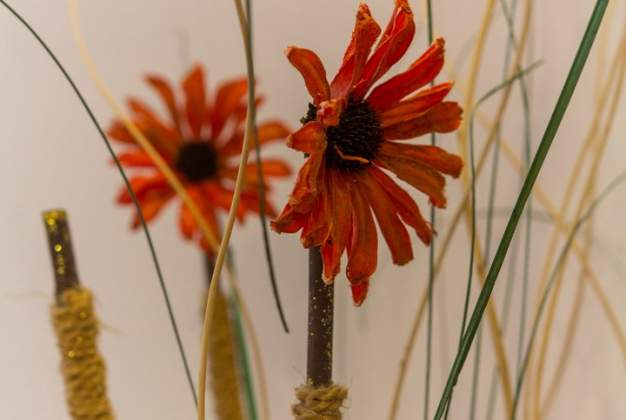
[433,2,609,418]
[0,0,197,405]
[244,0,290,334]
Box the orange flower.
[109,65,291,251]
[271,0,463,305]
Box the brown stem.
[307,246,334,386]
[42,209,79,299]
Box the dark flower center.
[175,141,218,182]
[301,99,382,171]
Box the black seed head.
[175,141,218,182]
[325,99,382,171]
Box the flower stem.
[307,247,334,386]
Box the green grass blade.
[424,1,436,419]
[229,293,259,420]
[432,2,609,418]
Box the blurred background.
[0,0,624,419]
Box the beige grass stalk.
[67,1,269,419]
[532,54,626,420]
[196,2,262,419]
[387,1,535,418]
[496,139,626,359]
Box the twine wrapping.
[292,384,348,420]
[51,287,114,420]
[208,287,244,420]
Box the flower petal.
[131,189,174,229]
[182,65,207,138]
[321,170,352,282]
[286,121,327,153]
[116,150,154,167]
[330,3,381,99]
[210,78,248,140]
[346,180,378,290]
[367,38,445,109]
[376,151,447,208]
[317,98,346,127]
[288,154,325,212]
[379,141,463,178]
[285,47,330,105]
[220,120,291,157]
[107,120,136,144]
[350,281,370,306]
[145,74,181,130]
[271,203,308,233]
[117,173,169,204]
[377,82,452,124]
[383,101,463,140]
[361,171,413,265]
[204,182,247,221]
[368,165,432,245]
[128,97,182,152]
[352,0,416,100]
[179,201,196,239]
[300,185,332,248]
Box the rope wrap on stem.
[292,384,348,420]
[209,287,245,420]
[51,287,114,420]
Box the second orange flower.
[271,0,464,305]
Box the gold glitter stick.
[42,209,80,299]
[42,209,115,420]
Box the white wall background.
[0,0,624,419]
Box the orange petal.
[117,174,169,204]
[116,150,154,167]
[376,152,447,208]
[346,181,378,289]
[300,186,332,248]
[226,159,291,187]
[330,3,382,99]
[317,98,346,127]
[286,121,327,153]
[321,170,352,282]
[210,78,248,140]
[203,182,246,221]
[252,159,291,177]
[288,154,325,213]
[361,171,413,265]
[131,190,174,229]
[352,0,415,100]
[182,65,207,138]
[367,38,445,109]
[285,47,330,105]
[219,120,290,157]
[271,203,308,233]
[383,101,463,140]
[107,120,135,144]
[369,165,432,244]
[128,97,181,157]
[179,202,196,239]
[380,141,463,178]
[377,83,452,124]
[350,280,370,306]
[145,74,181,130]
